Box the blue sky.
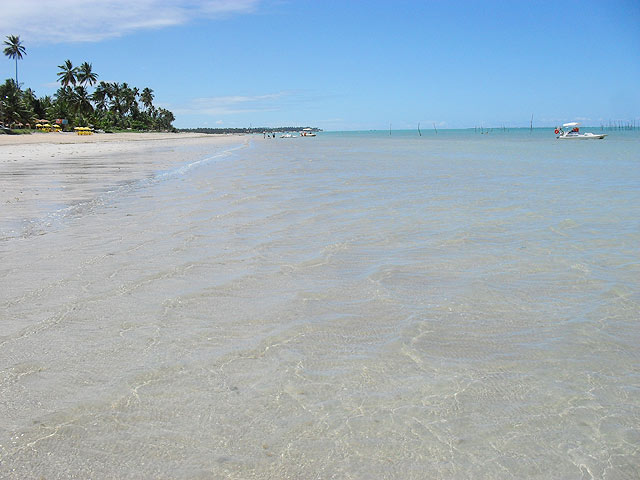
[2,0,639,130]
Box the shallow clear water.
[1,130,639,478]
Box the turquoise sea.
[1,129,639,478]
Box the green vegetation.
[1,35,175,132]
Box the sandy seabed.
[0,132,247,235]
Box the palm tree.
[54,85,74,103]
[141,87,154,111]
[92,82,109,111]
[38,95,53,118]
[72,86,93,116]
[109,82,123,116]
[77,62,98,87]
[47,96,71,125]
[0,79,32,126]
[155,108,175,130]
[3,35,26,87]
[57,60,78,87]
[121,84,139,116]
[52,86,73,124]
[22,88,40,116]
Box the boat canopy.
[562,122,580,127]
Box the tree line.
[179,127,322,134]
[1,35,175,131]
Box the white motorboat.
[555,122,607,140]
[300,128,316,137]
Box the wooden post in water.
[389,123,392,136]
[433,123,438,134]
[530,114,533,134]
[418,122,422,136]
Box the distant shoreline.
[178,127,322,135]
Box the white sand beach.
[0,131,214,146]
[0,132,247,236]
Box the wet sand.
[0,132,248,237]
[0,131,216,146]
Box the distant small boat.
[555,122,607,140]
[300,128,316,137]
[280,133,294,138]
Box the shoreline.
[0,131,234,146]
[0,132,248,238]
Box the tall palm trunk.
[3,35,26,88]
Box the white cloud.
[173,92,289,116]
[42,81,61,89]
[0,0,260,44]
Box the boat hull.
[557,133,607,140]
